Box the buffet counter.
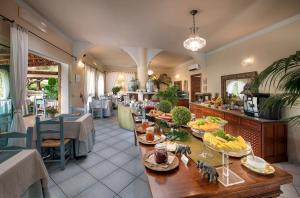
[190,102,288,163]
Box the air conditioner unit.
[188,64,200,71]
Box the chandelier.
[183,10,206,51]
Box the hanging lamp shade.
[183,10,206,51]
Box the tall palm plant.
[251,51,300,124]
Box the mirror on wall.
[221,71,257,103]
[174,80,182,91]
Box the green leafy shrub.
[171,106,191,126]
[158,100,172,113]
[44,78,58,99]
[112,86,121,95]
[156,85,178,106]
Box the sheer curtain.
[96,71,105,97]
[84,65,96,112]
[105,72,136,93]
[9,24,28,134]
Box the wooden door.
[190,73,201,102]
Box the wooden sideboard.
[190,103,288,163]
[176,99,189,108]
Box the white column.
[137,48,148,89]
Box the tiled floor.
[47,115,151,198]
[46,114,300,198]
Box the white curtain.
[84,65,96,112]
[96,71,105,97]
[105,72,136,93]
[9,24,28,134]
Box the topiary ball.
[171,106,191,126]
[158,100,172,113]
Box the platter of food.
[205,116,228,127]
[143,151,179,172]
[148,109,163,117]
[203,130,251,157]
[188,119,222,138]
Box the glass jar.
[155,144,168,164]
[142,119,149,130]
[145,127,154,141]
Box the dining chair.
[91,100,104,119]
[0,127,33,150]
[34,97,46,116]
[131,112,139,146]
[36,116,73,170]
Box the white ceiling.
[149,51,192,68]
[88,47,136,67]
[23,0,300,67]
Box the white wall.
[202,18,300,162]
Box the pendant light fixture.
[183,10,206,51]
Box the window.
[0,69,9,100]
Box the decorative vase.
[49,113,55,118]
[128,79,138,91]
[146,79,154,92]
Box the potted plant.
[44,78,58,99]
[112,86,122,95]
[158,100,172,113]
[251,51,300,124]
[171,106,191,126]
[156,85,179,106]
[46,106,58,118]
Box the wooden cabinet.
[176,99,189,108]
[189,103,288,163]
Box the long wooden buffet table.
[137,130,292,198]
[190,103,288,163]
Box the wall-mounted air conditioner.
[188,64,200,71]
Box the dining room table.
[0,149,49,198]
[28,113,95,157]
[136,125,293,198]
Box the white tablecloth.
[32,113,95,156]
[0,150,48,198]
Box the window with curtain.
[84,65,96,111]
[96,71,105,97]
[105,72,136,93]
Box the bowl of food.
[246,155,266,170]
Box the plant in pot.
[156,85,179,106]
[251,51,300,124]
[171,106,192,126]
[44,78,58,99]
[46,106,58,118]
[158,100,172,113]
[112,86,122,95]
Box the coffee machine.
[243,93,281,120]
